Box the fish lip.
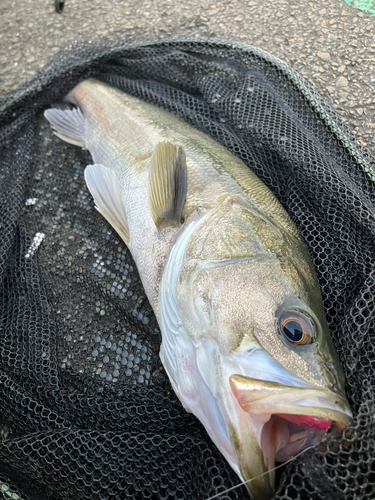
[229,374,352,425]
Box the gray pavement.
[0,0,374,151]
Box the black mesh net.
[0,38,374,500]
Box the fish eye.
[278,310,314,345]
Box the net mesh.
[0,38,374,500]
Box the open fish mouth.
[260,413,339,486]
[229,374,352,489]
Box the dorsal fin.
[148,141,187,228]
[84,164,130,245]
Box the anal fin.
[148,141,187,228]
[84,165,130,245]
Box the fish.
[44,79,352,500]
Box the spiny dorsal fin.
[148,141,187,228]
[84,164,130,245]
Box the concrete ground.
[0,0,374,152]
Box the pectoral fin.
[148,141,187,228]
[84,164,130,245]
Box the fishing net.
[0,38,374,500]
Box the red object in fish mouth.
[276,413,332,430]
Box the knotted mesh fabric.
[0,39,374,500]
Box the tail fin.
[44,107,85,148]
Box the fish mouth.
[229,374,352,494]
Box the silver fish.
[45,79,352,499]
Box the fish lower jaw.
[229,374,352,473]
[232,396,352,494]
[256,410,349,488]
[261,413,328,465]
[224,405,343,500]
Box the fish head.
[173,198,352,499]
